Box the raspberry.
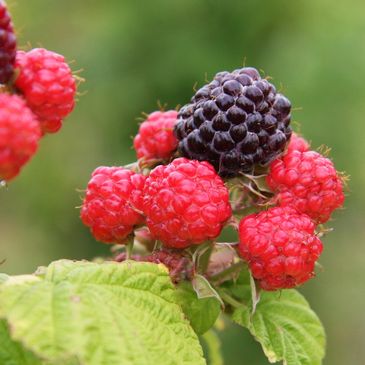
[81,167,146,244]
[143,158,232,248]
[0,94,41,181]
[287,132,309,153]
[238,206,323,291]
[175,67,292,177]
[0,1,16,84]
[15,48,76,134]
[134,110,178,160]
[267,150,344,223]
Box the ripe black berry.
[175,67,292,177]
[0,1,16,84]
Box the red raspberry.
[0,94,41,181]
[143,158,232,248]
[287,133,309,153]
[0,1,16,84]
[15,48,76,134]
[238,206,323,291]
[267,150,344,223]
[133,110,178,160]
[80,167,146,244]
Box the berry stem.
[218,289,245,309]
[249,271,261,317]
[190,241,213,274]
[125,237,134,260]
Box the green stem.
[201,330,224,365]
[125,237,134,260]
[197,242,213,274]
[218,289,245,309]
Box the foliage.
[0,260,325,364]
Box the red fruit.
[0,94,41,181]
[15,48,76,134]
[80,167,146,244]
[267,150,344,223]
[143,158,232,248]
[0,1,16,84]
[287,133,309,153]
[134,110,178,160]
[238,206,323,291]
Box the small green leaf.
[192,274,224,307]
[229,272,326,365]
[175,281,221,334]
[201,330,224,365]
[0,260,206,365]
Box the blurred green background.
[1,0,364,363]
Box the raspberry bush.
[0,2,346,365]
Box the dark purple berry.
[0,1,16,84]
[175,67,292,177]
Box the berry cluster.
[81,67,345,291]
[175,68,292,177]
[0,1,77,182]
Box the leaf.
[192,274,224,307]
[201,330,224,365]
[220,268,251,301]
[229,272,326,365]
[175,281,221,334]
[0,320,43,365]
[0,260,206,365]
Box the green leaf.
[175,281,221,334]
[0,320,43,365]
[220,268,251,301]
[201,330,224,365]
[192,274,224,306]
[229,272,326,365]
[0,260,206,365]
